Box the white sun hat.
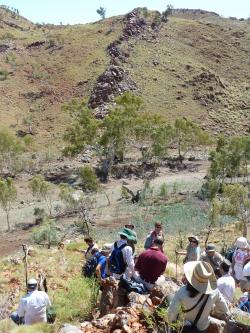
[235,237,249,249]
[184,261,217,295]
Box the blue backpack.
[109,242,127,274]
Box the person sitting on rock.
[217,259,235,303]
[83,236,98,260]
[11,278,51,325]
[134,238,167,291]
[200,243,223,277]
[144,222,164,251]
[168,261,229,333]
[109,228,136,280]
[177,235,200,264]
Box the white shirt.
[233,248,249,280]
[110,239,134,280]
[217,273,235,303]
[17,290,51,325]
[168,286,229,331]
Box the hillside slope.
[0,7,249,147]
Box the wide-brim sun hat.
[184,261,217,295]
[118,227,137,242]
[236,237,249,249]
[188,235,199,243]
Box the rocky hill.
[0,6,249,147]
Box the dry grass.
[0,9,249,150]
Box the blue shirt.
[95,253,107,279]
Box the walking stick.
[22,244,28,291]
[175,252,178,280]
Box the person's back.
[168,261,229,332]
[168,286,228,331]
[109,228,136,280]
[135,242,167,284]
[18,289,51,325]
[217,259,235,303]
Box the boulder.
[59,324,83,333]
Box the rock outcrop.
[88,8,157,117]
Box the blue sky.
[1,0,249,24]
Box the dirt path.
[0,162,208,257]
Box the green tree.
[0,128,23,175]
[96,7,106,20]
[0,177,17,231]
[29,175,53,215]
[63,101,98,156]
[161,4,174,22]
[173,118,211,164]
[205,198,222,245]
[220,184,250,237]
[208,136,250,189]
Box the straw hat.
[235,237,248,249]
[184,261,217,294]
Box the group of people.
[83,224,250,332]
[10,221,250,330]
[83,222,167,291]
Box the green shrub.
[79,166,99,192]
[32,218,60,249]
[0,69,8,81]
[159,183,168,198]
[54,277,99,323]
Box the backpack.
[109,242,127,274]
[82,253,101,278]
[225,247,236,263]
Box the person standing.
[144,222,164,250]
[83,236,98,260]
[109,228,136,280]
[177,236,200,264]
[11,279,51,325]
[217,259,235,303]
[200,244,223,277]
[232,237,249,284]
[134,238,167,291]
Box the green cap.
[119,228,137,242]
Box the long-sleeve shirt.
[144,230,164,250]
[183,244,200,263]
[167,286,229,331]
[135,247,167,283]
[217,273,235,303]
[17,290,51,325]
[110,239,134,280]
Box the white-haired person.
[232,237,249,284]
[168,261,229,333]
[11,278,51,325]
